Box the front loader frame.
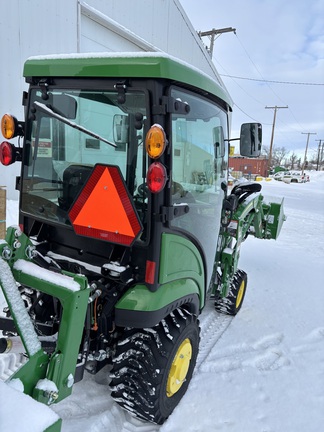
[215,185,285,298]
[0,227,90,409]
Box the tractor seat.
[59,164,92,210]
[231,182,262,198]
[231,181,262,207]
[224,182,262,216]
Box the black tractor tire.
[215,270,247,316]
[109,307,200,424]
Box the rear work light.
[145,124,167,159]
[1,114,23,139]
[146,162,167,193]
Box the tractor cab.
[1,54,260,297]
[0,54,280,428]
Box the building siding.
[0,0,230,199]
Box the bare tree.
[273,146,290,166]
[262,145,289,167]
[310,147,324,170]
[262,145,270,158]
[288,152,299,170]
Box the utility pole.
[301,132,317,175]
[315,139,323,171]
[265,105,288,172]
[198,27,236,57]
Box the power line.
[214,59,272,123]
[200,27,268,124]
[219,64,310,132]
[220,74,324,86]
[233,103,265,123]
[234,34,288,106]
[225,34,313,133]
[211,47,274,124]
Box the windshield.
[21,88,148,229]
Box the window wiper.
[33,101,117,148]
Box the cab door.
[169,87,229,286]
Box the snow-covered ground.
[1,172,323,432]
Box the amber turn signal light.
[1,114,18,139]
[145,124,167,159]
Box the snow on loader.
[0,53,285,430]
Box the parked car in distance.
[273,172,286,181]
[282,171,309,183]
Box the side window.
[170,88,229,284]
[171,88,228,203]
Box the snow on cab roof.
[24,51,233,107]
[27,51,168,61]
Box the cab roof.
[24,52,233,108]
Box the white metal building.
[0,0,227,199]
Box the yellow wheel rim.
[235,279,245,309]
[166,338,192,397]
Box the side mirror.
[113,114,129,145]
[240,123,262,157]
[213,126,225,158]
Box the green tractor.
[0,53,285,429]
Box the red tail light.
[145,260,156,284]
[0,141,14,166]
[146,162,167,193]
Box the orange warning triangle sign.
[69,165,142,246]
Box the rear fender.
[159,232,205,305]
[114,233,205,328]
[115,280,200,328]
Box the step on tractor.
[0,53,285,430]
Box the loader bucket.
[263,197,286,240]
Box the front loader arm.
[0,227,90,405]
[215,182,285,298]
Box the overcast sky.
[179,0,324,161]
